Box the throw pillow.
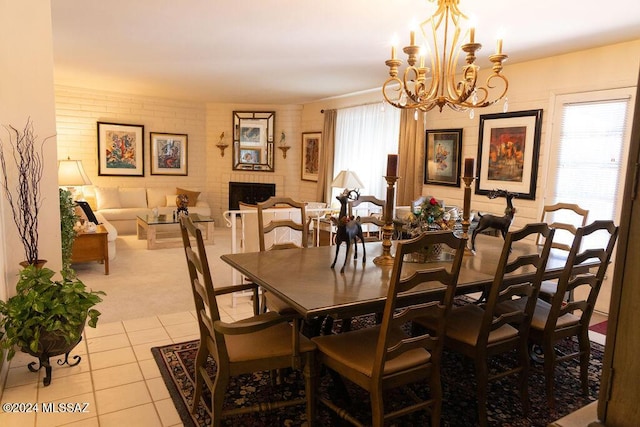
[95,187,121,210]
[166,195,179,207]
[176,187,200,207]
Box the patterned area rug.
[152,316,603,426]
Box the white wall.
[302,40,640,230]
[55,86,208,194]
[0,0,59,393]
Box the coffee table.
[136,214,214,249]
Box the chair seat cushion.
[312,325,430,377]
[226,317,315,363]
[436,303,519,346]
[496,298,580,331]
[264,292,299,316]
[539,280,558,297]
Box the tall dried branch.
[0,118,51,263]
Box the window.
[333,104,400,200]
[547,89,634,241]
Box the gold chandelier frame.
[383,0,509,113]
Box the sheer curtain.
[333,104,400,200]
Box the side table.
[71,225,109,274]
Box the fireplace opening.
[229,182,276,210]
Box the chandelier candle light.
[383,0,509,115]
[374,154,399,266]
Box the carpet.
[152,317,604,427]
[589,320,608,335]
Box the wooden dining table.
[221,233,583,321]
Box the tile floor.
[0,292,608,427]
[0,293,256,427]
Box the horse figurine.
[330,189,366,273]
[471,189,517,252]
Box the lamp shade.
[331,170,364,189]
[58,158,92,186]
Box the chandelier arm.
[383,0,508,113]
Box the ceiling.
[50,0,640,105]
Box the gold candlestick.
[461,175,475,255]
[374,175,399,266]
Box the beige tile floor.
[0,293,256,427]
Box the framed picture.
[239,148,261,164]
[232,111,275,172]
[97,122,145,176]
[301,132,321,181]
[150,132,188,175]
[475,109,543,200]
[424,129,462,186]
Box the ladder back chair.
[415,223,555,427]
[348,195,385,242]
[312,230,467,426]
[537,202,589,301]
[498,220,618,408]
[257,196,308,314]
[179,216,316,426]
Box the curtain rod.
[320,100,387,114]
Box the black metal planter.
[22,325,84,386]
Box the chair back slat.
[482,223,555,342]
[373,230,467,378]
[348,195,385,241]
[546,220,618,331]
[180,216,227,354]
[537,202,589,251]
[257,197,308,251]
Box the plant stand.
[23,327,84,386]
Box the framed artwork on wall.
[475,109,543,200]
[424,128,463,186]
[232,111,275,171]
[301,132,321,182]
[97,122,145,176]
[150,132,188,176]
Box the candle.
[464,158,475,178]
[391,45,396,60]
[496,39,503,54]
[410,30,415,46]
[470,27,475,44]
[386,154,398,177]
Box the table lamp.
[58,157,92,200]
[331,170,364,194]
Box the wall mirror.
[232,111,275,171]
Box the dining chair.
[536,202,589,301]
[498,220,618,408]
[348,195,385,242]
[415,222,555,427]
[179,216,317,426]
[257,196,308,315]
[312,230,467,426]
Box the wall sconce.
[216,131,229,157]
[277,131,291,159]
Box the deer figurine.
[470,189,517,252]
[330,189,366,273]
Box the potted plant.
[0,118,51,266]
[0,266,105,385]
[59,188,78,278]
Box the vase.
[19,259,47,269]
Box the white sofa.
[82,186,211,235]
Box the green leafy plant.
[0,266,105,360]
[59,188,78,279]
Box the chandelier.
[382,0,509,115]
